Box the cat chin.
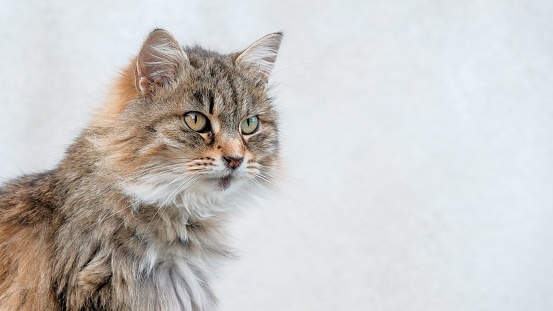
[121,174,251,215]
[217,176,232,190]
[208,175,238,191]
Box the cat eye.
[240,116,260,135]
[184,112,210,132]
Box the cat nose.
[223,156,243,169]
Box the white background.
[1,1,552,310]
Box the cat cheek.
[246,132,278,153]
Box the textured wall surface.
[1,1,552,310]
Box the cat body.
[0,29,282,311]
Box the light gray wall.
[1,1,552,310]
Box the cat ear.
[236,32,283,86]
[135,29,188,95]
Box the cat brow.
[192,90,215,115]
[208,92,215,115]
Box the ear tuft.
[236,32,283,86]
[135,29,188,95]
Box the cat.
[0,28,283,311]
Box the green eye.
[184,112,209,132]
[241,116,260,135]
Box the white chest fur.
[120,176,242,310]
[131,237,220,311]
[149,258,216,311]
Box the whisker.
[247,176,272,196]
[271,62,316,76]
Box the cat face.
[94,30,282,210]
[131,53,280,197]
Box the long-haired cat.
[0,28,283,311]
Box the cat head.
[91,29,283,212]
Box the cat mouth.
[214,175,233,190]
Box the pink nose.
[223,156,243,169]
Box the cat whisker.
[141,173,201,204]
[273,74,308,85]
[254,173,280,189]
[246,176,272,196]
[119,165,186,184]
[271,62,314,73]
[162,175,200,207]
